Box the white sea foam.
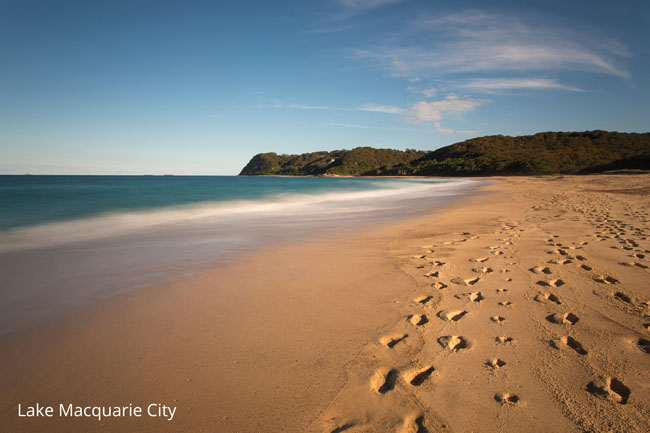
[0,179,476,253]
[0,178,484,335]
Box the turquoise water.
[0,175,420,231]
[0,174,481,335]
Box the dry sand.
[1,174,649,433]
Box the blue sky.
[1,0,648,174]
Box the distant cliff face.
[239,131,650,176]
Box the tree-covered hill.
[239,147,426,176]
[239,131,650,176]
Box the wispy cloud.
[266,99,478,135]
[408,97,482,124]
[421,87,437,98]
[305,25,356,34]
[406,95,482,135]
[353,11,631,79]
[435,127,479,136]
[457,78,583,93]
[326,121,477,136]
[336,0,405,14]
[267,101,403,114]
[404,85,439,98]
[285,103,334,110]
[356,104,404,114]
[326,122,421,132]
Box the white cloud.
[353,11,630,79]
[337,0,405,12]
[356,104,404,114]
[325,122,419,132]
[267,101,403,114]
[408,98,482,124]
[421,87,437,98]
[405,86,419,93]
[270,98,480,136]
[435,127,479,136]
[286,103,333,111]
[457,77,583,93]
[306,25,356,33]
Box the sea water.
[0,175,481,334]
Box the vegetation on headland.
[239,131,650,176]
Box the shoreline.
[1,175,649,432]
[0,176,481,336]
[0,179,493,433]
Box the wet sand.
[1,175,649,433]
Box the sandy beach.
[1,174,649,433]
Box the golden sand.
[1,174,649,433]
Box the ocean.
[0,175,481,334]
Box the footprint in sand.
[538,279,565,288]
[424,271,439,278]
[490,316,506,323]
[485,358,506,369]
[380,334,408,348]
[494,393,521,405]
[636,338,650,354]
[399,414,427,433]
[547,312,579,325]
[407,366,435,386]
[594,275,619,284]
[469,291,484,302]
[496,288,508,294]
[548,258,573,265]
[438,335,469,351]
[561,336,588,355]
[409,314,429,326]
[498,301,513,308]
[371,368,398,394]
[431,281,447,290]
[587,377,631,404]
[329,423,355,433]
[414,295,433,305]
[613,291,633,304]
[474,257,489,263]
[451,276,480,286]
[581,264,593,271]
[534,292,562,304]
[529,266,552,274]
[472,267,493,274]
[438,310,468,322]
[412,254,427,259]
